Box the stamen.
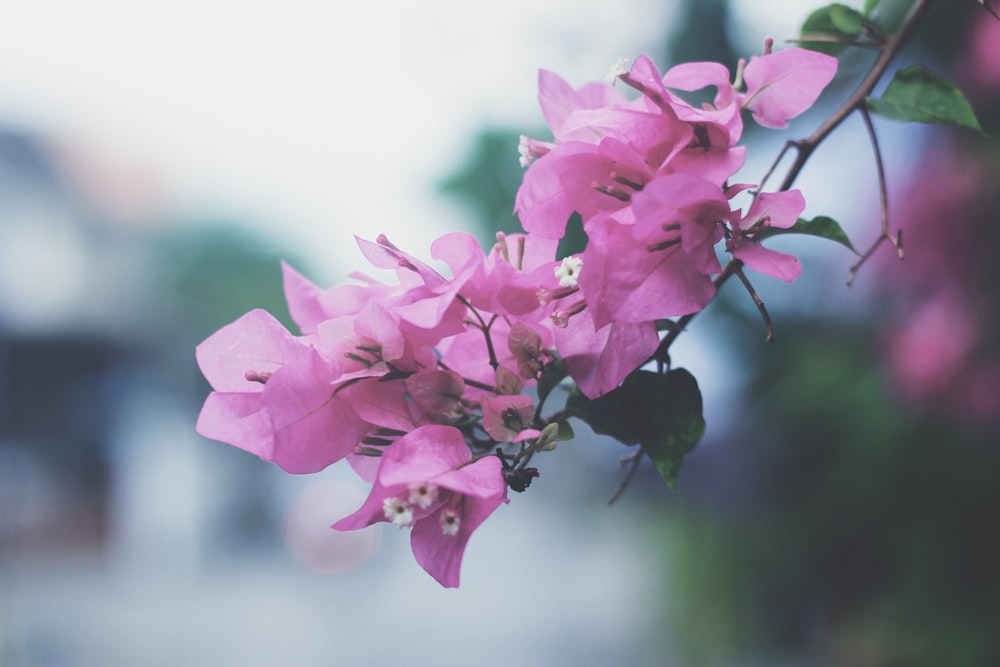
[733,58,747,91]
[495,232,510,264]
[353,445,384,457]
[537,285,579,307]
[647,239,682,252]
[550,299,588,328]
[611,172,645,191]
[244,370,272,384]
[592,182,632,202]
[345,352,374,368]
[518,135,553,167]
[383,497,413,527]
[361,436,394,447]
[515,235,526,271]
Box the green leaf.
[799,3,866,55]
[864,0,914,33]
[565,368,706,489]
[867,65,983,132]
[760,215,858,254]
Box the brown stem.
[608,449,644,505]
[734,267,775,342]
[778,0,936,193]
[655,0,934,357]
[847,105,903,286]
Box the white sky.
[0,1,811,283]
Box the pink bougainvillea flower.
[482,394,538,443]
[196,309,369,473]
[578,213,717,328]
[738,47,838,129]
[553,306,660,399]
[536,68,628,143]
[728,189,805,282]
[333,425,508,588]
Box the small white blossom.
[518,135,533,167]
[554,256,583,288]
[383,497,413,527]
[408,482,439,509]
[604,56,630,84]
[440,509,460,536]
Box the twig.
[847,105,903,285]
[458,295,500,370]
[653,0,935,357]
[778,0,936,193]
[608,450,644,505]
[734,267,775,342]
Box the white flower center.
[554,256,583,288]
[408,482,439,509]
[604,56,630,84]
[440,509,460,536]
[383,497,413,527]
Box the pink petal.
[261,348,367,473]
[555,308,659,398]
[742,48,837,129]
[196,392,271,455]
[410,487,506,588]
[195,309,309,392]
[281,262,328,335]
[742,189,805,230]
[732,241,802,282]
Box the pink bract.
[332,425,508,588]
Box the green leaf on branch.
[760,215,858,254]
[864,0,914,33]
[799,3,866,55]
[565,368,706,489]
[867,65,983,132]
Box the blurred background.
[1,1,998,665]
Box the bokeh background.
[2,1,998,665]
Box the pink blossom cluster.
[195,48,836,587]
[515,47,836,397]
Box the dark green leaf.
[566,368,706,489]
[799,4,865,55]
[536,358,568,408]
[760,215,858,254]
[867,65,983,132]
[864,0,914,33]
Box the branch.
[734,266,775,342]
[847,105,903,286]
[779,0,937,192]
[608,449,644,505]
[655,0,935,357]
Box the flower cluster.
[195,47,836,587]
[515,46,835,393]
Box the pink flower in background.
[333,425,508,588]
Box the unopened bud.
[534,423,560,452]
